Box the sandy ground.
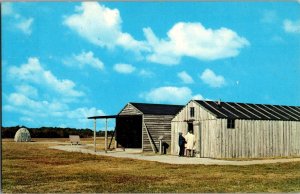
[49,144,300,165]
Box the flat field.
[2,138,300,193]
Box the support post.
[159,140,162,155]
[94,119,96,152]
[114,127,117,149]
[108,130,115,149]
[158,135,164,154]
[105,118,108,153]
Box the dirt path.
[49,145,300,165]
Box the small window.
[190,107,195,118]
[227,119,235,129]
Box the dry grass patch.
[2,138,300,193]
[221,156,300,161]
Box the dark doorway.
[188,122,194,133]
[116,115,142,148]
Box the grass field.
[2,138,300,193]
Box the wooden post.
[159,140,163,155]
[94,119,96,152]
[105,118,108,153]
[114,127,117,149]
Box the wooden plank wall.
[171,100,216,155]
[143,115,175,153]
[198,119,220,158]
[171,100,300,158]
[119,103,142,115]
[217,119,300,158]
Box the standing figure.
[185,130,195,157]
[178,132,186,157]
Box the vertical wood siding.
[217,119,300,158]
[171,100,300,158]
[171,101,217,156]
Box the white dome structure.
[14,128,31,142]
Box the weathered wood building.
[171,100,300,158]
[116,102,184,152]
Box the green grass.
[2,138,300,193]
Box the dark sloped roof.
[195,100,300,121]
[130,102,184,115]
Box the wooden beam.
[115,128,117,149]
[108,129,115,149]
[143,122,157,153]
[105,118,108,153]
[159,140,162,154]
[94,119,96,152]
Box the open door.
[188,122,194,133]
[116,115,142,148]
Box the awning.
[87,115,118,119]
[87,114,141,119]
[88,115,118,153]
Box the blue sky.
[2,2,300,129]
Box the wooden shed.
[116,102,184,153]
[171,100,300,158]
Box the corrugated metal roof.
[195,100,300,121]
[130,102,184,115]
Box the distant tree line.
[1,126,114,138]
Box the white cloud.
[113,63,136,74]
[66,107,105,123]
[64,51,104,71]
[144,22,249,65]
[283,19,300,34]
[4,92,104,128]
[16,18,34,35]
[3,92,68,122]
[2,2,14,16]
[9,57,84,99]
[192,94,204,100]
[6,93,68,115]
[15,84,38,98]
[4,57,106,128]
[141,86,203,104]
[7,93,40,109]
[2,3,34,35]
[177,71,194,84]
[63,2,148,53]
[200,69,225,88]
[63,3,249,64]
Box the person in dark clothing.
[178,132,186,157]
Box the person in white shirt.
[185,130,195,157]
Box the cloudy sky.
[2,2,300,129]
